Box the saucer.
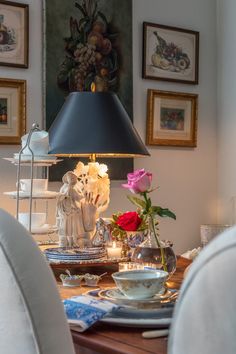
[14,153,57,161]
[98,287,172,308]
[29,224,58,234]
[4,191,59,199]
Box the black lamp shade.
[48,92,149,157]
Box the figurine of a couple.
[56,162,110,248]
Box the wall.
[217,0,236,225]
[0,0,217,253]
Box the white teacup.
[19,179,48,193]
[21,130,49,155]
[18,212,46,229]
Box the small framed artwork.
[143,22,199,84]
[146,89,198,147]
[0,1,29,68]
[0,78,26,144]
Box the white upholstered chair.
[168,225,236,354]
[0,208,75,354]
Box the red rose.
[116,211,142,231]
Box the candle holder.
[106,241,122,259]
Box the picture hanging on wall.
[0,1,29,68]
[0,78,26,144]
[43,0,133,181]
[146,89,198,147]
[142,22,199,84]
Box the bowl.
[84,273,101,287]
[112,269,168,300]
[60,274,84,287]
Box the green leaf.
[151,206,176,219]
[79,17,89,29]
[127,195,146,209]
[75,2,87,16]
[97,11,108,25]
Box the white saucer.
[14,153,57,161]
[4,190,59,199]
[100,316,172,328]
[98,288,172,308]
[29,224,58,234]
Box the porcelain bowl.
[60,274,84,287]
[112,269,168,300]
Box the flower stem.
[149,215,167,272]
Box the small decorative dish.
[60,270,84,287]
[84,272,107,287]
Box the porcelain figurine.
[56,161,110,248]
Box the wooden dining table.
[57,256,191,354]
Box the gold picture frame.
[0,78,26,144]
[146,89,198,147]
[0,1,29,68]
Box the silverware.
[160,290,179,304]
[142,329,169,339]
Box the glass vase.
[131,216,176,276]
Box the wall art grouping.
[43,0,133,181]
[143,22,199,148]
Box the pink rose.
[122,169,152,194]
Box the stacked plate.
[44,247,107,261]
[83,288,175,328]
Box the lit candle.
[107,241,122,259]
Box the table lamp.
[48,91,149,248]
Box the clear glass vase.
[131,215,176,276]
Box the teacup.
[112,269,168,300]
[19,179,48,193]
[21,130,49,155]
[18,212,46,229]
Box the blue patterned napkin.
[63,295,118,332]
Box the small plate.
[100,316,172,328]
[14,153,57,161]
[4,191,59,199]
[98,287,172,308]
[30,224,58,234]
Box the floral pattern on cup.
[112,269,168,299]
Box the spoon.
[99,272,107,278]
[65,269,72,277]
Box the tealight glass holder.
[106,241,122,259]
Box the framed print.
[143,22,199,84]
[43,0,133,181]
[0,1,29,68]
[0,78,26,144]
[146,89,198,147]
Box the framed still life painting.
[0,78,26,144]
[43,0,133,181]
[146,89,198,147]
[143,22,199,84]
[0,1,29,68]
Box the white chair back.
[0,209,75,354]
[168,225,236,354]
